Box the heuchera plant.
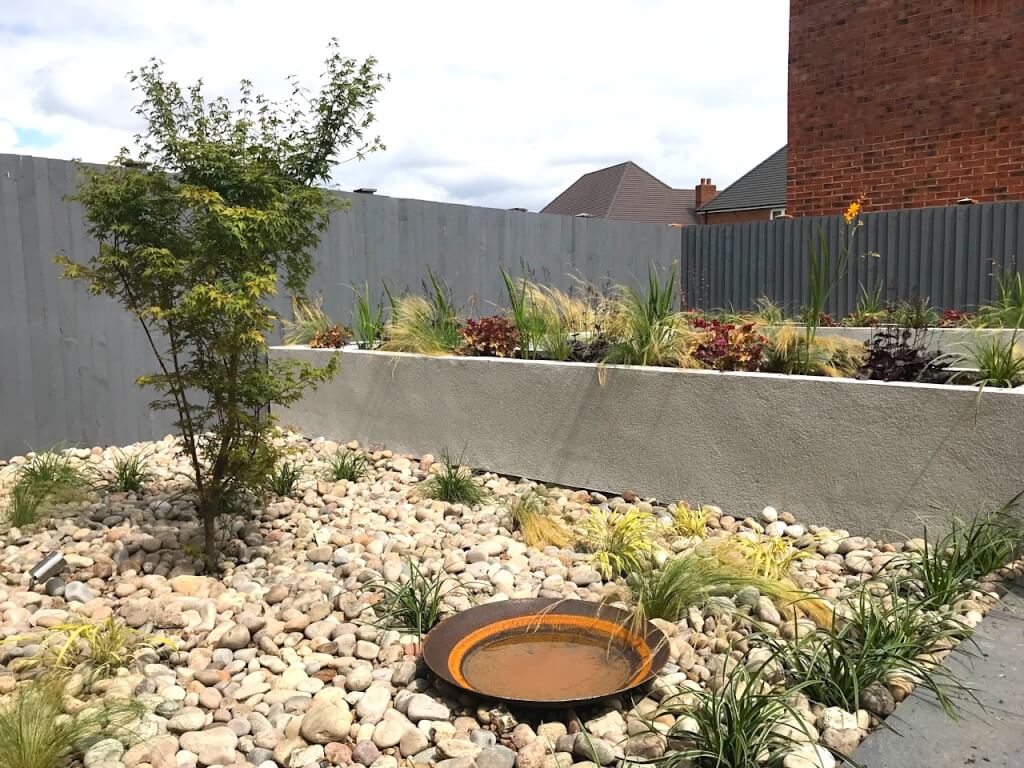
[310,325,353,349]
[940,309,974,328]
[692,318,768,372]
[459,316,520,357]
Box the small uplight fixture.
[28,551,65,588]
[957,197,978,205]
[575,212,593,218]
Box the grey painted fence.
[681,202,1024,316]
[0,154,679,457]
[3,152,1023,456]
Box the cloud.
[0,0,789,210]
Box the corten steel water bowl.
[422,597,669,707]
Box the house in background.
[697,146,788,224]
[541,161,716,226]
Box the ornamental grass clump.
[0,678,142,768]
[282,295,336,345]
[603,266,700,368]
[352,282,385,349]
[714,535,812,581]
[842,281,886,327]
[577,506,660,579]
[267,462,302,497]
[363,556,471,637]
[761,578,976,717]
[626,546,830,628]
[764,324,866,377]
[900,494,1024,608]
[943,328,1024,389]
[668,502,712,538]
[651,658,849,768]
[976,269,1024,328]
[504,490,573,549]
[326,450,370,482]
[108,449,153,493]
[419,452,488,506]
[3,448,93,526]
[381,274,462,355]
[4,617,174,683]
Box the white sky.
[0,0,789,211]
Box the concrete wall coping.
[270,345,1024,395]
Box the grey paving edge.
[851,579,1024,767]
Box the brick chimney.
[695,177,717,208]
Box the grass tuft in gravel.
[761,577,976,717]
[419,453,488,506]
[363,556,471,637]
[0,678,142,768]
[504,490,572,549]
[326,450,370,482]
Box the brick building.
[697,146,788,223]
[787,0,1024,216]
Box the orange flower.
[843,200,862,224]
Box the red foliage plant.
[940,309,973,327]
[459,316,520,357]
[310,324,352,349]
[692,318,768,372]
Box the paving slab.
[852,579,1024,767]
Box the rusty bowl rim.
[421,597,669,707]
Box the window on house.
[770,208,787,219]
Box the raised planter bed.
[270,346,1024,534]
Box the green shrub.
[57,46,380,562]
[419,453,488,506]
[0,678,141,768]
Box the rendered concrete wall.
[270,346,1024,536]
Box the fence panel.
[680,202,1024,315]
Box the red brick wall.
[787,0,1024,217]
[702,208,774,224]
